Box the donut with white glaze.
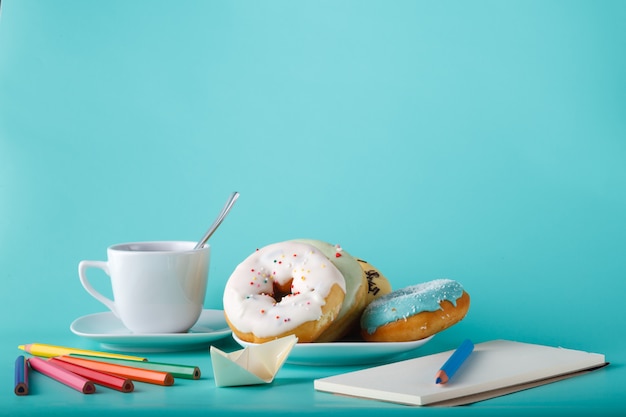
[223,241,346,343]
[360,279,470,342]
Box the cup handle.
[78,260,119,317]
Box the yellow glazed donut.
[356,259,392,304]
[360,279,470,342]
[293,240,368,342]
[223,241,346,343]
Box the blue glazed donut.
[360,279,470,342]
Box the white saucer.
[70,309,232,353]
[232,334,434,366]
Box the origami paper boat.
[210,335,297,387]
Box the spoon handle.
[194,191,240,250]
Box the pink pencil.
[28,357,96,394]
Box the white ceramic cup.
[78,241,210,333]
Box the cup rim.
[108,241,209,253]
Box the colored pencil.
[49,358,134,393]
[18,343,146,361]
[435,339,474,384]
[70,354,201,379]
[14,355,29,396]
[55,356,174,386]
[27,357,96,394]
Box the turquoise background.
[1,0,625,416]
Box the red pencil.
[28,357,96,394]
[49,357,134,392]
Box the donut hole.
[272,278,294,302]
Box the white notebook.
[314,340,607,406]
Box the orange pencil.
[49,358,134,392]
[28,357,96,394]
[55,356,174,386]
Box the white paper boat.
[210,335,297,387]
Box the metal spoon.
[194,191,240,249]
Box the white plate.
[70,309,232,353]
[232,334,434,366]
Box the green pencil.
[69,354,201,379]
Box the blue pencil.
[14,355,29,395]
[435,339,474,384]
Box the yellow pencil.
[18,343,146,362]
